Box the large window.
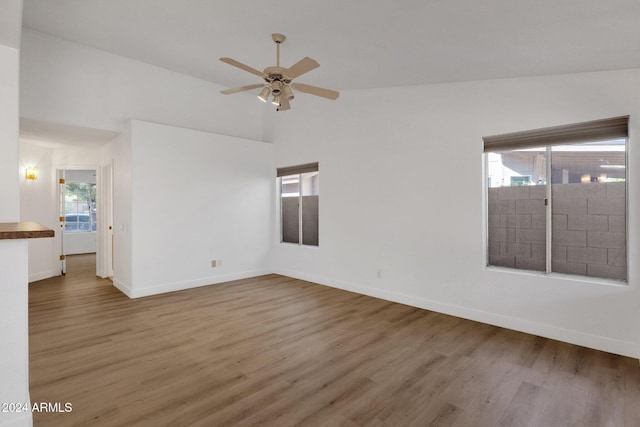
[485,116,628,282]
[64,182,97,232]
[278,163,319,246]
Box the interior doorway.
[58,168,98,275]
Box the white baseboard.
[112,278,133,298]
[28,270,57,283]
[115,269,272,299]
[274,267,639,360]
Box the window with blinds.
[484,116,628,282]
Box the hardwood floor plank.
[29,254,640,426]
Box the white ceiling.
[22,0,640,92]
[20,118,120,149]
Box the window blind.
[276,162,319,177]
[483,116,629,152]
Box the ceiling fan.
[219,34,339,111]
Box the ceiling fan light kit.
[219,33,339,111]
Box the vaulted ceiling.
[22,0,640,92]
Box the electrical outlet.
[211,260,217,268]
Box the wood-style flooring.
[29,254,640,426]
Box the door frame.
[56,165,101,276]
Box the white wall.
[64,232,96,255]
[0,45,20,220]
[101,130,132,286]
[110,120,273,297]
[20,29,264,142]
[19,142,58,282]
[0,1,32,426]
[272,69,640,358]
[19,142,102,281]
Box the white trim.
[28,269,57,283]
[274,267,639,359]
[116,269,272,299]
[112,278,133,298]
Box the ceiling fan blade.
[278,97,291,111]
[219,57,265,78]
[291,83,339,100]
[220,83,264,95]
[284,57,320,79]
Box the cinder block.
[531,244,546,261]
[588,197,625,215]
[605,182,626,197]
[489,255,516,268]
[530,185,546,198]
[567,246,607,265]
[587,231,626,249]
[489,227,515,243]
[552,245,567,262]
[515,257,545,272]
[553,198,587,215]
[532,214,546,230]
[489,227,506,243]
[552,260,567,273]
[567,215,608,231]
[587,264,626,281]
[498,186,530,200]
[488,188,499,200]
[608,215,625,233]
[516,228,546,244]
[488,215,500,228]
[552,215,567,230]
[552,230,586,247]
[552,260,586,275]
[506,215,532,229]
[488,199,516,215]
[567,262,587,276]
[516,199,546,215]
[551,184,565,198]
[565,183,605,198]
[488,241,500,256]
[608,249,626,267]
[504,242,532,258]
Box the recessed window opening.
[484,116,628,282]
[277,163,319,246]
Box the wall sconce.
[580,174,590,183]
[25,166,39,181]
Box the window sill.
[484,265,628,288]
[279,242,320,249]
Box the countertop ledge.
[0,222,55,240]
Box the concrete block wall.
[488,185,546,271]
[488,182,626,281]
[551,182,626,281]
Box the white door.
[102,162,114,277]
[57,169,67,275]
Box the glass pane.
[301,172,319,246]
[281,175,300,197]
[63,182,96,233]
[550,140,626,281]
[487,149,547,271]
[281,175,300,243]
[301,171,319,196]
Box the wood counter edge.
[0,222,55,240]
